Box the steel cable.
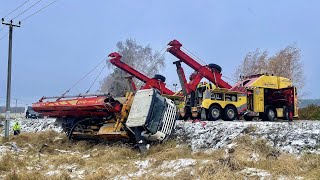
[61,57,108,97]
[181,46,207,65]
[86,64,107,94]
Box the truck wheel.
[208,105,221,121]
[283,106,289,120]
[154,74,166,82]
[208,64,222,73]
[224,106,237,121]
[244,114,254,121]
[263,106,277,121]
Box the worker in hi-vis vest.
[13,122,21,135]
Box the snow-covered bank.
[174,120,320,154]
[0,118,62,136]
[1,118,319,154]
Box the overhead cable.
[3,0,32,19]
[12,0,44,20]
[21,0,57,22]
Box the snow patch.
[1,118,62,136]
[175,121,320,154]
[241,167,271,179]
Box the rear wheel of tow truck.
[223,105,237,121]
[283,106,290,120]
[208,105,222,121]
[263,106,277,121]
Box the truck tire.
[283,106,289,120]
[263,106,277,121]
[154,74,166,82]
[223,105,237,121]
[208,105,222,121]
[208,64,222,73]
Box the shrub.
[298,104,320,120]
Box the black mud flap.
[133,127,148,153]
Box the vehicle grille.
[160,99,177,135]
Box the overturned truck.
[32,89,178,152]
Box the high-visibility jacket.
[13,123,21,131]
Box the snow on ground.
[115,158,201,179]
[174,120,320,154]
[0,118,62,136]
[1,118,319,155]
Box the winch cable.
[181,46,207,65]
[145,47,167,77]
[85,64,107,94]
[222,75,238,83]
[60,57,107,98]
[136,45,168,75]
[135,45,168,88]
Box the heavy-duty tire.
[208,63,222,73]
[223,106,237,121]
[208,105,222,121]
[243,114,254,121]
[283,106,289,120]
[263,106,277,121]
[154,74,166,82]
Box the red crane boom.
[167,40,232,95]
[108,52,176,95]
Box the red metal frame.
[109,52,176,95]
[167,39,232,96]
[32,95,122,118]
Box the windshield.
[145,94,166,134]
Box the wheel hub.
[227,109,235,118]
[211,109,220,118]
[268,110,275,119]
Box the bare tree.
[99,39,165,96]
[235,45,304,90]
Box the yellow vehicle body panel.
[276,108,284,118]
[253,88,264,112]
[201,89,247,112]
[278,77,293,89]
[249,75,292,89]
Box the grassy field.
[0,131,319,180]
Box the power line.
[0,32,9,41]
[12,0,44,20]
[0,25,5,32]
[3,0,32,19]
[21,0,57,22]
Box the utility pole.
[2,18,20,139]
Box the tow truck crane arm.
[167,40,232,93]
[109,52,176,95]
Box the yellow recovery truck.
[200,74,298,121]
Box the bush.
[298,104,320,120]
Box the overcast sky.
[0,0,319,106]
